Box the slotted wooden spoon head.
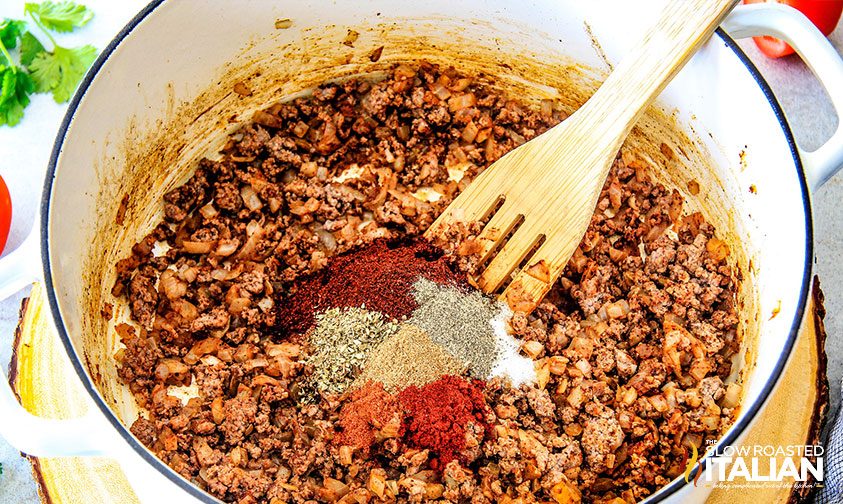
[425,0,738,313]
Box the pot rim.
[38,1,814,502]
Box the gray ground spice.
[408,278,502,378]
[304,307,399,399]
[354,324,467,391]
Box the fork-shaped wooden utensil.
[425,0,739,312]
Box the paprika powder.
[398,375,490,469]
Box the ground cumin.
[278,238,462,335]
[354,324,466,391]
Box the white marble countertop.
[0,2,841,502]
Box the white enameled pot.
[0,1,842,502]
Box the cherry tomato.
[743,0,843,58]
[0,176,10,254]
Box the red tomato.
[743,0,843,58]
[0,176,10,254]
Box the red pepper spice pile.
[336,381,398,453]
[398,375,490,469]
[278,238,462,334]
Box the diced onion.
[446,162,471,183]
[228,297,251,314]
[184,338,221,365]
[200,355,222,367]
[257,297,274,312]
[450,77,472,92]
[521,340,544,359]
[608,182,623,210]
[410,187,443,203]
[199,203,218,219]
[237,226,263,260]
[683,433,703,449]
[300,161,318,177]
[159,270,187,299]
[333,164,364,183]
[574,359,592,376]
[608,246,628,263]
[568,336,594,359]
[648,394,669,412]
[338,445,353,466]
[605,300,630,319]
[181,267,198,283]
[215,239,240,257]
[240,185,263,211]
[567,386,584,408]
[316,229,338,252]
[182,240,214,254]
[461,121,479,143]
[431,82,451,100]
[701,415,721,431]
[293,121,309,138]
[722,382,741,408]
[252,374,280,386]
[156,358,189,381]
[170,298,199,322]
[620,387,637,405]
[448,92,476,112]
[548,356,567,375]
[211,264,243,281]
[267,343,300,359]
[268,197,281,213]
[244,357,269,370]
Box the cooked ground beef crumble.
[113,62,741,503]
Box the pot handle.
[723,3,843,191]
[0,227,118,458]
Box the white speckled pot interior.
[38,0,817,502]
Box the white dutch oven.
[0,1,842,502]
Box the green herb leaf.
[0,19,27,50]
[0,65,36,126]
[24,1,93,33]
[19,31,46,66]
[29,43,95,103]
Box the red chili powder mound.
[278,238,461,334]
[336,381,398,452]
[397,375,490,469]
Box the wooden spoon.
[425,0,739,312]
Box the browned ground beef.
[112,63,740,503]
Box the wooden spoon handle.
[563,0,739,145]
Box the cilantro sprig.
[25,1,93,33]
[0,1,96,127]
[0,20,26,49]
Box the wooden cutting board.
[8,281,829,503]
